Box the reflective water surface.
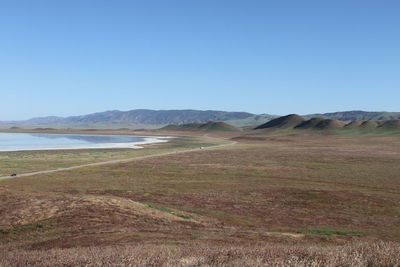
[0,133,160,151]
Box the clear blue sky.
[1,0,399,120]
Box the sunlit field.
[1,132,399,265]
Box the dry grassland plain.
[0,130,400,266]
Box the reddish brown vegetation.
[1,135,400,265]
[1,242,400,266]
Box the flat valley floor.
[1,133,400,266]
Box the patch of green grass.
[297,191,322,200]
[297,228,366,236]
[333,128,400,137]
[0,221,53,235]
[175,214,193,219]
[164,123,240,132]
[145,203,193,219]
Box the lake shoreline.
[0,133,172,152]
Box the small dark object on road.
[10,173,17,177]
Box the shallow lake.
[0,133,167,151]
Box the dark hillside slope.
[344,121,364,128]
[295,118,346,130]
[314,119,346,130]
[295,118,325,129]
[254,114,306,130]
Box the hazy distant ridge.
[2,110,400,129]
[306,111,400,121]
[2,109,254,128]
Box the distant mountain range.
[0,109,254,129]
[306,111,400,121]
[1,109,399,129]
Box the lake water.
[0,133,168,151]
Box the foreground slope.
[2,242,399,266]
[1,131,400,265]
[1,135,400,249]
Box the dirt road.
[0,141,235,181]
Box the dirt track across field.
[0,141,235,181]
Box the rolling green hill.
[161,121,240,132]
[225,114,279,127]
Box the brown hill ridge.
[379,120,400,130]
[360,121,381,128]
[295,118,346,130]
[255,115,345,131]
[314,119,347,130]
[254,115,400,133]
[295,118,325,129]
[344,121,364,128]
[254,114,306,130]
